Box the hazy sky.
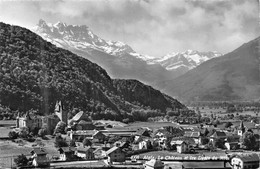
[0,0,259,57]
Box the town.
[0,101,260,169]
[0,0,259,168]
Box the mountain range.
[0,22,184,121]
[32,20,259,102]
[147,50,222,75]
[33,20,222,88]
[161,37,260,101]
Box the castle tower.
[238,120,245,136]
[55,101,67,125]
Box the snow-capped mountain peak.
[32,20,221,76]
[147,50,222,71]
[32,19,139,56]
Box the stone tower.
[55,101,67,125]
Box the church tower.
[55,101,67,125]
[238,120,245,136]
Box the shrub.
[54,134,68,148]
[38,128,47,138]
[8,131,18,139]
[14,154,28,167]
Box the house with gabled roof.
[144,159,164,169]
[92,130,106,143]
[106,146,125,163]
[93,147,107,159]
[209,131,227,142]
[184,131,201,144]
[175,140,189,153]
[136,128,151,137]
[119,141,130,149]
[31,148,49,167]
[69,130,95,141]
[75,146,95,160]
[139,139,152,150]
[231,153,259,169]
[58,147,76,161]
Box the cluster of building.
[14,102,260,169]
[16,112,59,134]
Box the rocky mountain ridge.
[33,20,221,83]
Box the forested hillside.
[0,22,184,121]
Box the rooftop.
[106,146,120,155]
[145,159,164,167]
[31,147,47,155]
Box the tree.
[38,128,47,138]
[225,122,233,129]
[214,138,225,149]
[82,138,92,147]
[242,131,257,150]
[54,121,66,134]
[208,141,215,152]
[69,139,76,147]
[200,137,209,145]
[54,134,68,148]
[226,135,239,143]
[212,119,220,127]
[108,135,121,143]
[152,140,160,150]
[19,127,29,138]
[14,154,28,167]
[8,131,18,139]
[31,127,40,136]
[165,136,173,150]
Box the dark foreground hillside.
[0,22,184,121]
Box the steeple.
[239,120,245,132]
[55,101,67,125]
[238,120,245,136]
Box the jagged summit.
[33,19,135,56]
[32,20,222,88]
[33,20,222,72]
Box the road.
[50,160,107,168]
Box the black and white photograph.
[0,0,259,168]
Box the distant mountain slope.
[147,50,222,74]
[0,22,184,121]
[33,20,221,87]
[33,20,174,88]
[162,37,260,101]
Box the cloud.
[0,0,259,56]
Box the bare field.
[0,120,16,127]
[127,122,179,130]
[189,107,258,118]
[0,137,59,168]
